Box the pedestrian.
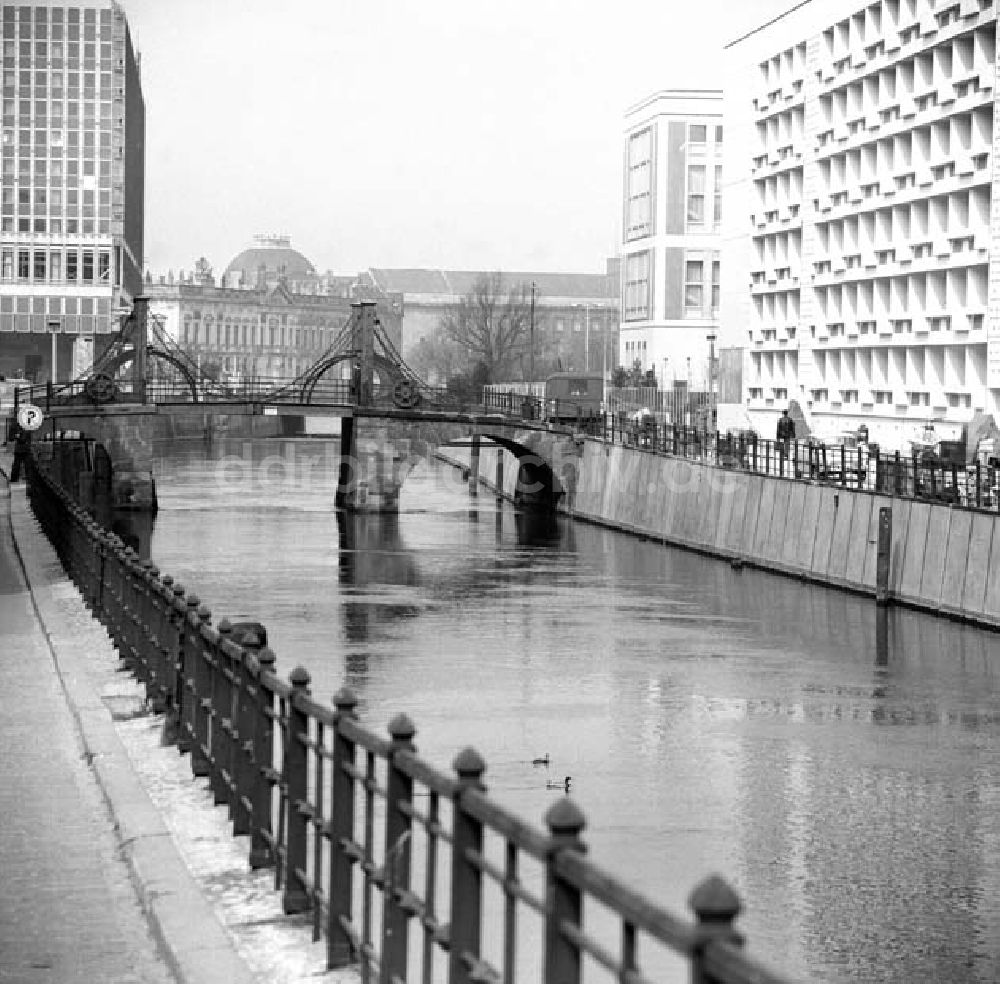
[776,408,796,472]
[9,420,28,482]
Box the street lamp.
[529,282,537,383]
[707,330,717,400]
[47,318,60,383]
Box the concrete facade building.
[620,90,723,390]
[0,0,144,383]
[723,0,998,446]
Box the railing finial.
[452,746,486,789]
[388,711,416,745]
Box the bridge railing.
[589,412,1000,512]
[24,450,802,984]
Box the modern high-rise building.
[723,0,997,447]
[620,89,723,391]
[0,0,144,383]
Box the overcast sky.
[122,0,794,278]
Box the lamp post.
[529,281,536,383]
[707,330,717,399]
[47,319,60,383]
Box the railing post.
[543,798,587,984]
[688,875,744,984]
[229,629,254,836]
[328,687,359,969]
[192,602,214,777]
[381,712,416,984]
[283,665,312,914]
[249,646,277,869]
[210,618,234,807]
[448,747,487,984]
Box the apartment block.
[621,90,723,390]
[0,0,143,383]
[723,0,998,447]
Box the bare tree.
[408,330,466,385]
[438,273,534,383]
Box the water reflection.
[145,439,1000,984]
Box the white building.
[722,0,998,448]
[621,89,723,390]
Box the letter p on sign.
[17,404,44,431]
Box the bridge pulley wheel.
[393,378,422,409]
[84,372,118,403]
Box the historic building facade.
[0,0,144,382]
[723,0,998,446]
[361,263,621,382]
[620,90,723,390]
[147,237,402,382]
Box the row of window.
[624,251,721,321]
[4,39,114,61]
[182,322,336,350]
[626,124,723,240]
[2,216,114,233]
[3,6,112,36]
[0,292,110,316]
[0,247,112,284]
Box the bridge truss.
[29,299,468,413]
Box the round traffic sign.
[16,403,44,432]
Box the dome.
[223,235,316,285]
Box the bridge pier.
[335,423,420,514]
[469,434,480,497]
[335,417,355,510]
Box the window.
[689,124,707,144]
[81,250,93,282]
[17,249,29,279]
[711,260,720,314]
[98,249,109,281]
[66,251,77,281]
[624,251,651,321]
[49,251,60,281]
[713,165,722,227]
[626,127,653,239]
[687,165,706,228]
[33,251,45,280]
[685,260,704,314]
[715,125,723,143]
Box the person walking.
[9,422,28,482]
[776,408,796,474]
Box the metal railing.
[584,414,999,512]
[24,448,800,984]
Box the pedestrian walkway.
[0,453,257,984]
[0,468,175,982]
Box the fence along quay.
[25,447,800,984]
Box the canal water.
[146,437,1000,984]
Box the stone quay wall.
[441,437,1000,630]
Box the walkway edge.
[2,465,258,984]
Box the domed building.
[223,234,318,291]
[146,236,402,381]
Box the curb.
[1,464,258,984]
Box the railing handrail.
[23,443,805,984]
